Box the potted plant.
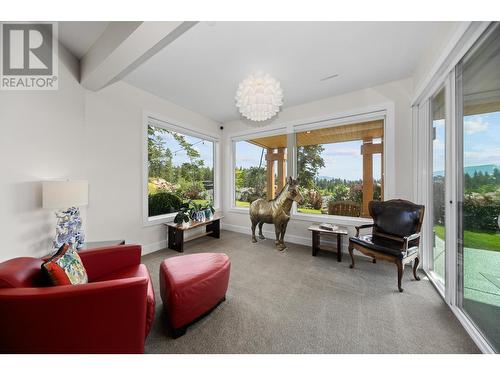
[189,201,206,222]
[203,202,215,220]
[173,205,191,228]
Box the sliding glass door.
[430,87,447,286]
[456,23,500,352]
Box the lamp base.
[53,206,85,250]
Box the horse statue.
[250,177,304,251]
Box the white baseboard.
[141,240,167,255]
[222,223,350,253]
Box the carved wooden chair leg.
[348,244,355,269]
[413,256,421,281]
[396,259,404,292]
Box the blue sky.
[235,139,382,181]
[463,112,500,168]
[433,111,500,172]
[155,128,214,169]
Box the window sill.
[143,212,177,227]
[291,212,373,227]
[227,207,372,227]
[227,207,249,214]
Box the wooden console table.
[308,224,348,262]
[165,213,223,252]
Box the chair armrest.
[0,277,148,353]
[78,244,142,281]
[403,232,421,251]
[354,223,374,237]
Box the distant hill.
[433,164,499,177]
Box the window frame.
[230,127,288,213]
[291,112,388,225]
[229,105,395,227]
[143,112,220,226]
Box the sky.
[235,139,382,181]
[433,111,500,173]
[154,127,214,169]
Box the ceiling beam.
[80,21,197,91]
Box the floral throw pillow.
[42,244,88,285]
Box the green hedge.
[463,197,500,232]
[148,192,182,217]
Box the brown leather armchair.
[348,199,425,292]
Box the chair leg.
[372,258,377,264]
[348,243,355,269]
[413,257,421,281]
[396,259,404,292]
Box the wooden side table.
[308,224,348,262]
[165,213,223,253]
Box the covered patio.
[249,119,384,216]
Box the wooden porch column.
[361,140,383,217]
[380,141,384,201]
[276,148,287,193]
[361,140,373,217]
[265,149,276,199]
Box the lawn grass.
[235,202,324,215]
[434,224,499,252]
[297,207,322,214]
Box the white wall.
[0,44,221,260]
[0,46,86,261]
[412,22,465,99]
[84,81,221,254]
[220,78,414,250]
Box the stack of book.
[319,223,339,231]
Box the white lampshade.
[42,180,89,209]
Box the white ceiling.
[58,21,109,59]
[123,21,445,123]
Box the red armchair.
[0,244,155,354]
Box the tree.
[235,167,245,189]
[297,145,325,189]
[148,126,166,178]
[244,167,266,192]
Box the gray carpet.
[142,230,480,353]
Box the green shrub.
[176,179,205,200]
[463,195,500,232]
[148,192,182,217]
[302,188,322,210]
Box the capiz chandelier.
[235,72,284,122]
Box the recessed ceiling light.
[320,73,339,82]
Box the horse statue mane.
[249,176,304,251]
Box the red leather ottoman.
[159,253,230,337]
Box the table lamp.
[42,180,89,250]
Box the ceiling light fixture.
[235,72,283,122]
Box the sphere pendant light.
[235,72,283,122]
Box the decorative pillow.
[42,244,88,285]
